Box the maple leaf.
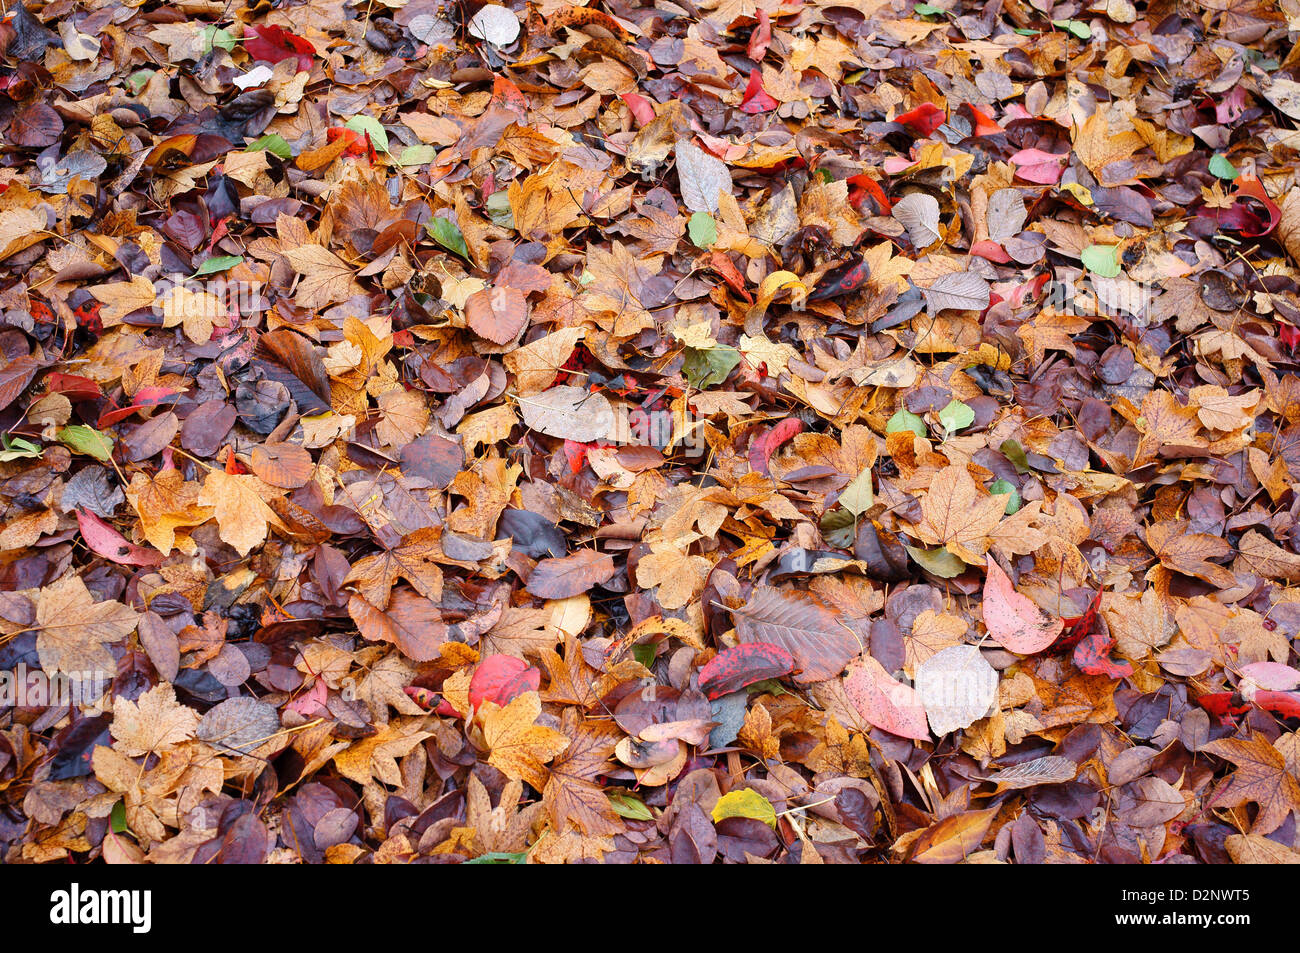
[478,692,570,791]
[467,775,544,855]
[110,683,200,757]
[914,465,1008,564]
[36,575,139,678]
[197,469,288,557]
[283,243,364,309]
[332,719,433,786]
[344,527,444,609]
[1203,733,1300,835]
[1146,520,1236,588]
[543,710,623,836]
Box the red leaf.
[470,655,541,712]
[622,92,656,127]
[739,69,779,114]
[895,102,945,136]
[748,417,805,475]
[76,508,161,567]
[747,9,772,60]
[1196,691,1250,725]
[965,103,1003,136]
[244,25,314,73]
[1253,690,1300,720]
[43,372,101,402]
[846,174,892,214]
[1072,628,1132,680]
[698,642,794,700]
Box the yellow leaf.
[711,789,777,829]
[479,692,570,790]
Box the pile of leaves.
[2,0,1300,865]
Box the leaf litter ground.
[1,0,1300,864]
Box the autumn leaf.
[479,692,570,790]
[36,575,139,678]
[1203,733,1300,835]
[914,465,1008,564]
[980,556,1062,654]
[110,683,200,757]
[198,469,288,557]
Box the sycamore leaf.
[111,683,199,757]
[479,692,570,790]
[36,575,139,678]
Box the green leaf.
[1209,153,1238,180]
[126,70,154,95]
[247,134,292,159]
[989,479,1021,514]
[201,25,237,54]
[819,507,856,549]
[688,211,717,248]
[747,678,787,696]
[486,191,514,229]
[712,789,777,829]
[1080,243,1121,278]
[397,144,438,167]
[632,643,657,670]
[886,408,927,438]
[839,467,874,516]
[1000,439,1029,473]
[914,3,946,15]
[1052,18,1091,39]
[58,425,113,462]
[682,346,741,389]
[607,792,654,821]
[344,115,390,154]
[110,799,128,835]
[937,399,975,434]
[428,216,470,259]
[464,851,528,864]
[193,255,243,276]
[0,434,42,462]
[1014,27,1041,35]
[905,544,966,578]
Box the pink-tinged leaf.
[970,239,1012,263]
[698,642,795,700]
[469,654,540,711]
[1215,85,1247,125]
[1010,148,1067,184]
[895,102,945,136]
[748,417,805,475]
[1240,662,1300,692]
[76,508,161,567]
[747,9,771,60]
[739,69,779,114]
[245,24,315,73]
[622,92,656,127]
[981,556,1062,654]
[843,655,930,740]
[286,679,328,717]
[882,155,917,175]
